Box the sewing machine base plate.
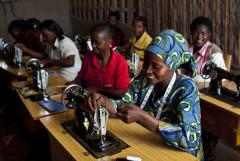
[200,87,240,108]
[62,120,129,158]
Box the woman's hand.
[15,43,28,53]
[86,92,118,115]
[116,104,145,123]
[40,59,51,67]
[87,92,107,111]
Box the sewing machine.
[200,62,240,107]
[61,84,128,158]
[74,34,88,55]
[26,58,48,100]
[0,38,15,61]
[113,46,139,79]
[0,38,22,68]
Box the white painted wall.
[0,0,70,39]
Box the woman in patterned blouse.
[87,29,203,161]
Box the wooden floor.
[215,141,240,161]
[0,95,51,161]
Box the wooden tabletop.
[0,58,27,78]
[40,111,197,161]
[15,75,68,120]
[198,81,240,116]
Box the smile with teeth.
[147,75,155,79]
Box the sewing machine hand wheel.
[61,84,82,108]
[200,61,211,79]
[26,58,41,74]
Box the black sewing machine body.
[201,62,240,107]
[61,85,128,158]
[0,39,18,67]
[74,34,88,55]
[26,59,48,101]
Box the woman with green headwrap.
[87,29,203,160]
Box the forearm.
[138,112,159,132]
[140,111,200,149]
[48,58,74,67]
[66,76,82,85]
[24,48,46,59]
[104,98,117,115]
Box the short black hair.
[133,16,148,28]
[91,22,113,39]
[39,20,64,40]
[27,18,41,30]
[108,10,120,20]
[190,16,213,33]
[8,19,29,34]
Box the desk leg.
[237,119,240,145]
[49,134,75,161]
[201,100,239,145]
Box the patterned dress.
[114,71,203,161]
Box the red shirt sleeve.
[114,55,130,90]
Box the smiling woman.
[70,23,130,99]
[86,29,203,160]
[189,16,227,82]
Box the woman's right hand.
[86,92,117,115]
[116,104,145,123]
[87,92,107,111]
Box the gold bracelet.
[158,121,165,129]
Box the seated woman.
[72,23,130,99]
[128,16,152,60]
[107,10,126,48]
[87,30,203,160]
[37,20,82,81]
[190,16,227,82]
[26,18,41,31]
[8,19,45,58]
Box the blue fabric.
[146,29,197,77]
[38,99,66,112]
[116,72,203,160]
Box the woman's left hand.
[40,59,51,66]
[116,104,145,123]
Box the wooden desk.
[0,59,27,80]
[40,111,197,161]
[16,75,67,120]
[199,81,240,145]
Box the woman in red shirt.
[72,23,130,99]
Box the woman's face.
[10,28,23,41]
[91,31,111,56]
[143,51,173,85]
[41,28,57,44]
[108,16,118,26]
[191,25,211,49]
[132,20,145,38]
